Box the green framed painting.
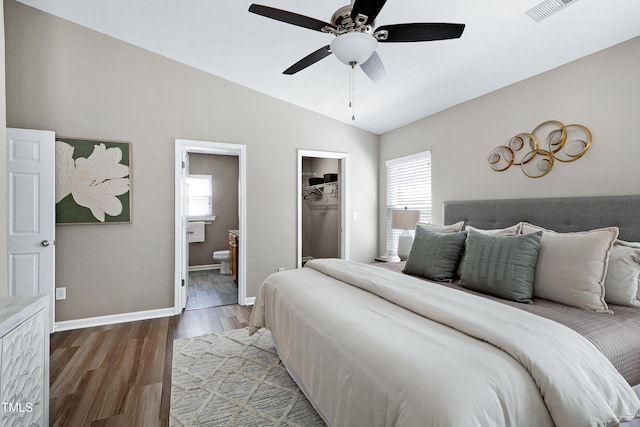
[55,137,132,224]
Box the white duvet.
[249,259,640,427]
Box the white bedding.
[249,259,640,427]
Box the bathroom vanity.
[229,230,239,282]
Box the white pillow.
[418,221,464,233]
[603,240,640,307]
[520,223,618,313]
[464,224,520,236]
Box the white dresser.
[0,295,49,427]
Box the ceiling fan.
[248,0,465,82]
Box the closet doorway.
[297,150,349,268]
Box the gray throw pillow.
[459,229,543,303]
[604,240,640,307]
[403,225,467,282]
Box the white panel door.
[6,128,55,332]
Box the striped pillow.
[460,229,542,303]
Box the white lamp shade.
[392,209,420,230]
[330,32,378,65]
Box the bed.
[249,195,640,426]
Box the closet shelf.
[305,182,338,191]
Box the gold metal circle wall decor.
[487,120,591,178]
[532,120,566,155]
[553,124,592,162]
[487,145,514,172]
[507,133,538,166]
[521,149,555,178]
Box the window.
[386,151,432,256]
[187,174,213,219]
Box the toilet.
[213,250,230,274]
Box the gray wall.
[0,0,6,297]
[379,36,640,255]
[4,0,379,321]
[188,153,239,267]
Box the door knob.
[40,240,50,247]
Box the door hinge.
[182,161,186,169]
[181,279,185,287]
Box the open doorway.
[297,150,349,268]
[185,153,239,310]
[174,140,247,314]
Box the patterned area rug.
[170,328,326,426]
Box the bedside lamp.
[392,208,420,261]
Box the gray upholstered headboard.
[443,195,640,242]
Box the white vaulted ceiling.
[15,0,640,135]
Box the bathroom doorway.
[174,139,247,314]
[185,153,239,310]
[297,150,349,268]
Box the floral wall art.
[55,138,132,224]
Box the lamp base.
[397,230,414,261]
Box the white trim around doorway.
[174,139,247,314]
[297,150,349,269]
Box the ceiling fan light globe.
[330,32,378,65]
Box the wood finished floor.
[186,269,238,310]
[49,304,252,426]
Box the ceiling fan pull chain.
[348,64,352,109]
[350,61,356,121]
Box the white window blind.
[187,174,213,219]
[386,151,432,256]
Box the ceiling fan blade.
[350,0,387,25]
[249,4,336,33]
[283,45,333,75]
[360,52,386,82]
[376,23,465,43]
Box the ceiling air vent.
[525,0,580,22]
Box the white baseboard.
[189,264,219,272]
[55,287,252,332]
[54,307,175,332]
